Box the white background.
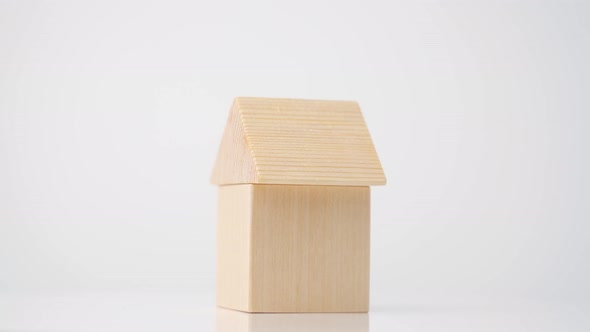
[1,0,589,331]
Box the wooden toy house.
[211,97,386,313]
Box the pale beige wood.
[211,97,386,186]
[216,308,368,332]
[210,100,257,185]
[216,184,370,313]
[250,184,370,312]
[216,185,252,311]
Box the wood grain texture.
[211,97,386,186]
[216,185,252,312]
[210,100,257,185]
[216,184,370,313]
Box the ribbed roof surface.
[211,97,385,186]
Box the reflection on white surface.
[216,308,368,332]
[1,292,589,332]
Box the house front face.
[212,98,385,313]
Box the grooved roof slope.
[211,97,386,186]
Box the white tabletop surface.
[2,291,589,332]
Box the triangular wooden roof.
[211,97,386,186]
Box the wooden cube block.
[217,184,370,313]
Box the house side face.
[216,185,252,312]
